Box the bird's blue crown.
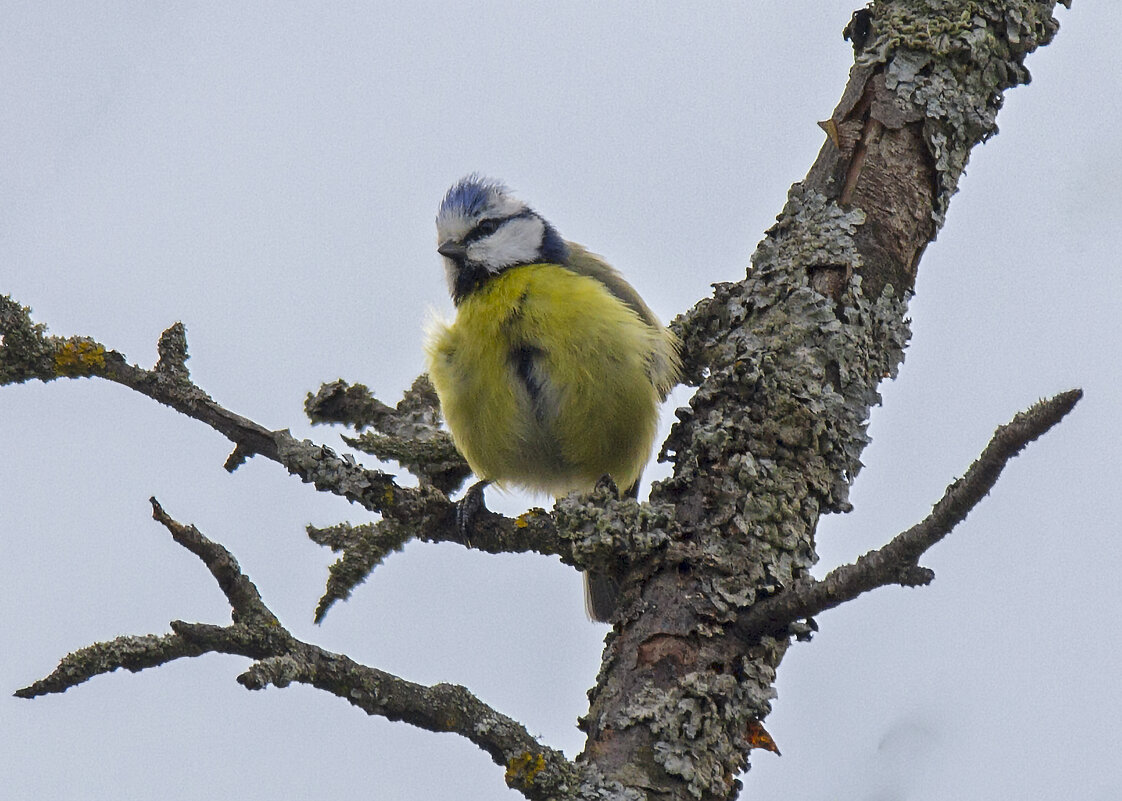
[438,174,508,221]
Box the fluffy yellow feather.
[427,260,677,495]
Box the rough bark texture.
[574,2,1067,798]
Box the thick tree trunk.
[577,3,1065,798]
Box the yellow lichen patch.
[54,339,106,376]
[504,751,546,789]
[514,509,546,528]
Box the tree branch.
[580,5,1075,798]
[0,296,603,576]
[0,295,386,496]
[149,498,276,624]
[734,389,1083,641]
[1,293,680,625]
[305,377,472,495]
[13,633,206,698]
[310,481,673,622]
[15,500,580,800]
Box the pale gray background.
[2,3,1119,800]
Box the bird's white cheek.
[470,216,545,269]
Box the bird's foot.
[456,480,491,545]
[593,474,621,498]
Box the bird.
[425,175,680,621]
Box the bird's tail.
[584,572,620,622]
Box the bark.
[577,2,1070,798]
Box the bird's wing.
[563,242,663,329]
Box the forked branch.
[735,389,1083,642]
[15,499,578,800]
[0,296,596,565]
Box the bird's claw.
[593,474,621,497]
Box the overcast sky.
[2,3,1119,800]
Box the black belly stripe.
[510,344,546,421]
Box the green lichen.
[858,0,1065,224]
[610,639,786,799]
[612,185,912,795]
[663,188,909,610]
[553,487,673,573]
[0,295,57,384]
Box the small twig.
[307,377,472,494]
[154,321,190,378]
[304,378,403,430]
[14,633,206,698]
[735,389,1083,641]
[310,518,410,622]
[150,497,274,624]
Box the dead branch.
[15,499,579,800]
[734,389,1083,641]
[0,295,591,565]
[305,376,472,494]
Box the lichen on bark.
[575,2,1068,797]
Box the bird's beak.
[438,240,467,260]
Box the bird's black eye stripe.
[464,210,535,243]
[465,218,501,242]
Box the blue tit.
[425,175,680,621]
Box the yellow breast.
[426,263,678,496]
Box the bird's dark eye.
[474,218,500,237]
